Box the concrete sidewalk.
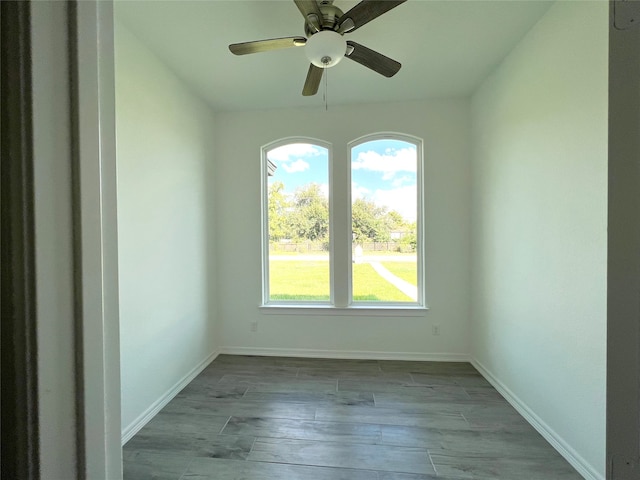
[368,262,418,301]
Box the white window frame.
[347,132,426,308]
[261,137,334,306]
[260,133,428,314]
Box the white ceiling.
[115,0,552,112]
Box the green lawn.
[380,262,417,286]
[269,260,412,302]
[358,251,415,257]
[269,251,329,257]
[269,261,330,300]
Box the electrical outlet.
[250,321,258,332]
[432,325,440,336]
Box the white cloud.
[352,147,416,180]
[391,175,413,188]
[372,186,417,222]
[351,182,371,201]
[267,143,324,163]
[281,159,310,173]
[351,181,416,222]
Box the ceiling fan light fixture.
[305,30,346,68]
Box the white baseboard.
[471,358,603,480]
[219,346,470,362]
[121,350,219,445]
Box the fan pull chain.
[324,67,328,111]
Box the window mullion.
[331,148,350,307]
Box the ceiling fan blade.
[229,37,306,55]
[345,41,401,77]
[294,0,323,31]
[302,64,324,96]
[337,0,406,33]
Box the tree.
[399,221,417,251]
[352,198,389,243]
[384,210,405,232]
[268,181,293,241]
[290,183,329,241]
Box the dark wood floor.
[123,354,583,479]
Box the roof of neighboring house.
[267,159,277,177]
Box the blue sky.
[267,140,417,222]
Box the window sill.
[259,304,429,317]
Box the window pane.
[266,143,330,301]
[351,139,418,303]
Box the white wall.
[115,22,218,435]
[470,2,607,479]
[215,100,471,358]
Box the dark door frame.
[607,2,640,478]
[0,1,40,479]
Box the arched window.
[349,134,424,305]
[262,138,332,304]
[261,133,425,309]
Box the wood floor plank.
[221,416,382,444]
[205,364,300,376]
[411,372,492,388]
[241,390,375,406]
[373,385,472,405]
[162,397,317,420]
[439,429,560,458]
[184,457,378,479]
[340,380,443,394]
[216,373,300,385]
[377,472,452,480]
[243,378,338,394]
[174,383,248,400]
[122,451,192,480]
[379,424,445,448]
[461,404,531,429]
[124,431,255,460]
[315,405,469,430]
[137,411,229,435]
[429,451,583,479]
[378,360,479,375]
[248,437,435,475]
[464,386,508,403]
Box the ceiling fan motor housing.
[304,4,344,36]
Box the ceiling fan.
[228,0,406,96]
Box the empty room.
[114,1,607,479]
